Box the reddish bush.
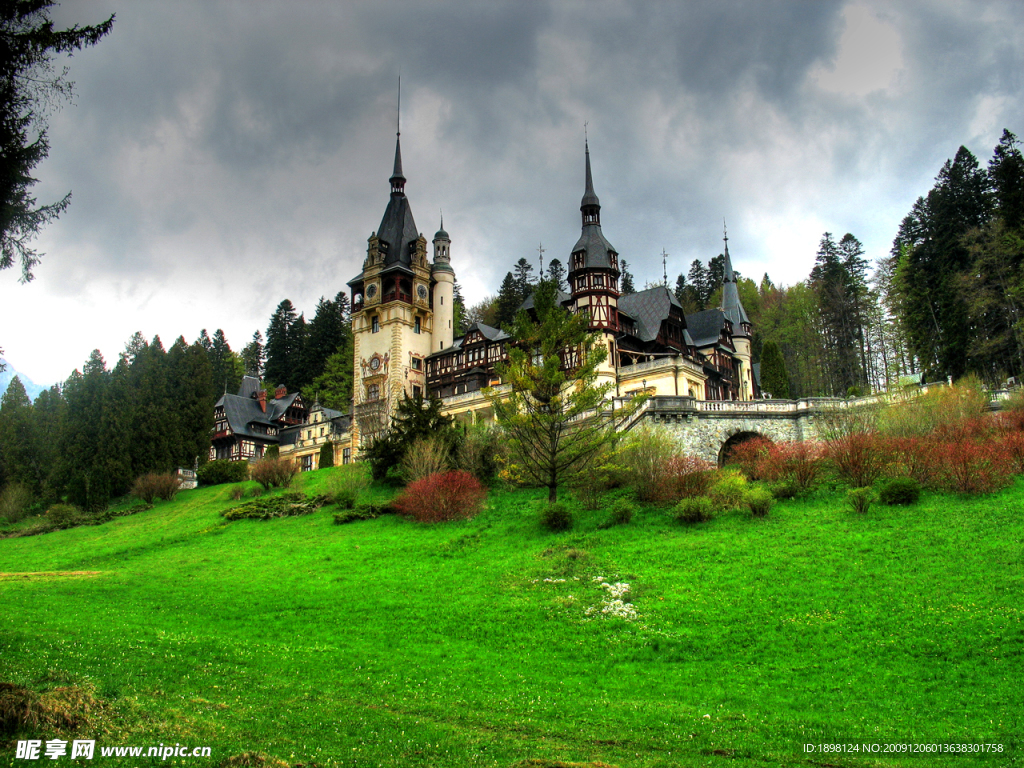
[933,441,1012,494]
[999,431,1024,474]
[250,458,298,490]
[769,441,825,492]
[727,437,773,481]
[392,471,487,522]
[998,407,1024,433]
[658,454,715,502]
[132,472,180,503]
[887,437,940,487]
[827,433,892,488]
[933,414,997,444]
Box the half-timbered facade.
[210,377,308,461]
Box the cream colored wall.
[432,270,454,352]
[733,335,753,401]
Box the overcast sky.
[2,0,1022,387]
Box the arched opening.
[718,431,772,468]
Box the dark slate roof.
[428,322,508,357]
[237,376,261,399]
[720,243,751,328]
[581,141,600,209]
[265,392,300,422]
[618,286,682,343]
[219,394,278,440]
[685,309,727,348]
[571,225,618,269]
[377,135,419,268]
[752,362,762,388]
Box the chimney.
[275,385,287,400]
[258,389,267,412]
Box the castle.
[211,130,758,468]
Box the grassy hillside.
[1,467,1022,767]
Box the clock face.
[370,357,380,371]
[366,283,378,298]
[417,285,428,300]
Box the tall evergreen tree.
[620,259,635,294]
[265,299,298,388]
[241,331,265,378]
[512,257,535,305]
[546,258,567,292]
[989,129,1024,232]
[0,376,37,492]
[759,341,790,399]
[687,259,710,310]
[494,272,521,330]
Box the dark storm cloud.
[7,0,1024,383]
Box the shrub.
[772,441,825,492]
[878,477,921,506]
[746,487,773,518]
[999,430,1024,474]
[228,485,246,501]
[571,479,605,511]
[877,375,989,438]
[333,506,383,524]
[326,468,370,509]
[598,498,634,528]
[847,487,876,514]
[540,502,574,532]
[664,454,716,500]
[319,440,335,469]
[197,459,250,487]
[0,483,34,523]
[887,436,939,486]
[400,435,451,484]
[727,436,773,480]
[770,480,799,499]
[46,503,82,529]
[392,471,486,523]
[248,485,265,498]
[933,441,1012,494]
[707,469,748,513]
[222,493,330,521]
[264,445,280,460]
[249,458,298,490]
[674,497,715,524]
[620,425,679,502]
[131,472,180,503]
[455,425,504,482]
[828,432,890,488]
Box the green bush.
[598,498,635,528]
[46,503,82,529]
[746,487,774,518]
[455,424,504,482]
[770,480,798,499]
[708,469,749,513]
[327,468,370,509]
[264,445,280,460]
[333,504,388,524]
[674,497,714,524]
[222,493,330,521]
[878,477,921,505]
[197,460,250,487]
[228,485,246,501]
[540,502,573,532]
[847,487,876,514]
[0,483,34,522]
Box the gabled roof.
[218,394,278,440]
[618,286,683,343]
[719,238,751,329]
[265,392,301,422]
[428,322,509,358]
[685,308,728,348]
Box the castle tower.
[348,129,434,443]
[719,225,754,400]
[431,217,455,352]
[567,140,621,331]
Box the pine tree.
[488,281,640,503]
[620,260,635,294]
[494,272,520,330]
[546,259,567,292]
[989,129,1024,232]
[208,329,242,398]
[759,341,790,399]
[241,331,265,378]
[307,335,354,413]
[687,260,710,310]
[265,299,298,388]
[512,257,535,305]
[0,376,37,492]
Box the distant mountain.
[0,359,48,401]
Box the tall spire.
[390,76,405,195]
[581,138,600,225]
[723,219,735,282]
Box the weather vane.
[661,249,669,286]
[538,242,546,274]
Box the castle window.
[595,274,604,286]
[367,383,379,401]
[412,357,422,371]
[342,448,351,465]
[412,385,422,399]
[414,317,421,334]
[371,316,380,333]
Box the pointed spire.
[389,76,405,195]
[723,219,736,282]
[580,136,601,226]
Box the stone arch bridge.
[616,395,876,464]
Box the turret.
[719,223,754,399]
[432,218,455,352]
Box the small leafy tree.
[363,392,458,480]
[487,280,640,502]
[319,439,334,469]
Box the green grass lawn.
[1,468,1022,767]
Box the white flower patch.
[543,577,567,583]
[585,579,638,621]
